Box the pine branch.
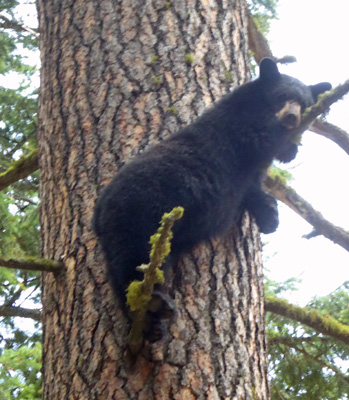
[296,346,349,385]
[310,119,349,156]
[0,257,64,272]
[0,304,41,321]
[268,335,330,346]
[265,296,349,346]
[4,288,23,307]
[0,149,39,191]
[264,174,349,252]
[127,207,184,354]
[270,336,349,385]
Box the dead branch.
[310,119,349,156]
[0,149,39,191]
[0,304,41,321]
[247,12,296,65]
[264,174,349,252]
[0,14,39,36]
[247,13,273,64]
[265,296,349,346]
[0,257,64,272]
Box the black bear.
[93,58,330,321]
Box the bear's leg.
[243,189,279,234]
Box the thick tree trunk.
[37,0,269,398]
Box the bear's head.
[259,58,331,162]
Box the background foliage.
[0,1,41,398]
[266,278,349,399]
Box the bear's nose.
[282,112,299,128]
[276,101,301,129]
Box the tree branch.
[4,288,23,307]
[0,257,64,272]
[268,335,330,346]
[247,12,296,65]
[0,149,39,191]
[264,174,349,252]
[0,304,41,321]
[265,296,349,346]
[297,81,349,132]
[127,207,184,354]
[247,13,273,64]
[310,119,349,156]
[0,14,39,36]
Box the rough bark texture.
[37,0,269,398]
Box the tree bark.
[37,0,269,398]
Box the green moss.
[167,106,178,115]
[152,75,163,84]
[165,1,171,9]
[0,257,64,272]
[224,70,232,83]
[126,206,184,313]
[151,55,159,64]
[302,106,312,120]
[126,207,184,353]
[268,167,293,186]
[126,281,152,312]
[266,296,349,343]
[0,149,38,180]
[155,268,165,284]
[185,53,195,65]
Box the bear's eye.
[276,92,288,104]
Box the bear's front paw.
[276,143,298,163]
[256,207,279,234]
[143,290,177,342]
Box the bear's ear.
[259,58,280,82]
[309,82,332,101]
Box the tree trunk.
[37,0,269,398]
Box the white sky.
[264,0,349,304]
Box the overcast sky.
[263,0,349,304]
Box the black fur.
[93,59,330,311]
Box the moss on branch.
[301,80,349,127]
[0,149,39,191]
[0,257,64,272]
[127,206,184,354]
[265,296,349,346]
